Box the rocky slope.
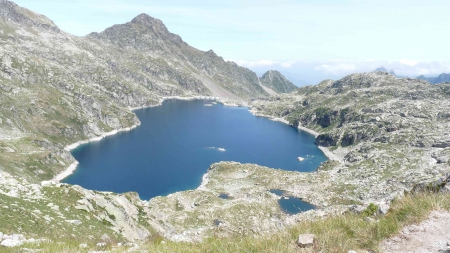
[250,72,450,206]
[260,70,298,94]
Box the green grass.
[3,191,449,252]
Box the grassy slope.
[4,191,449,252]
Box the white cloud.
[229,59,296,68]
[415,68,431,75]
[315,63,356,74]
[280,61,295,68]
[399,59,418,66]
[229,59,274,67]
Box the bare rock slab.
[297,234,315,248]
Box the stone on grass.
[1,234,26,247]
[101,233,112,243]
[296,234,315,248]
[66,220,82,225]
[74,204,90,213]
[377,202,390,215]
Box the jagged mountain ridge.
[0,0,59,32]
[87,13,271,99]
[0,1,295,182]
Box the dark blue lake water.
[63,99,327,200]
[270,189,316,214]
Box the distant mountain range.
[373,67,450,84]
[416,73,450,84]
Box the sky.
[13,0,450,85]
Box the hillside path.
[380,210,450,253]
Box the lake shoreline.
[247,108,342,162]
[53,95,238,182]
[53,96,335,192]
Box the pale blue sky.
[13,0,450,84]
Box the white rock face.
[94,196,107,208]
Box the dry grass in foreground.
[5,191,450,253]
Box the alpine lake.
[63,99,327,214]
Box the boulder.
[377,202,390,215]
[296,234,315,248]
[101,233,112,243]
[66,220,82,225]
[0,234,25,247]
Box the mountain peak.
[130,13,169,34]
[131,13,163,26]
[0,0,59,32]
[264,70,279,75]
[260,70,297,93]
[89,12,186,48]
[373,67,396,76]
[205,50,217,57]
